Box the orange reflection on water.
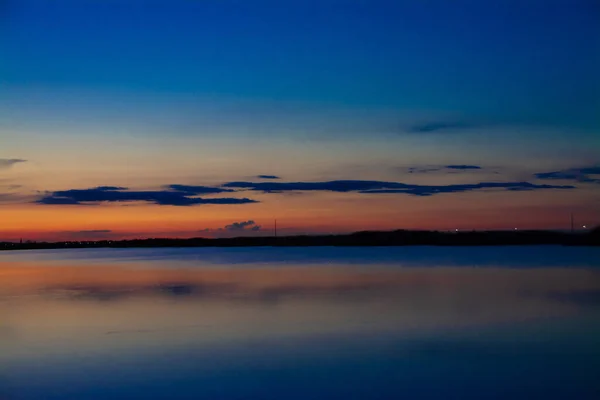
[2,261,599,364]
[1,261,599,300]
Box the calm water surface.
[1,246,600,399]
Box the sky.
[1,0,599,240]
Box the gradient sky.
[1,0,599,240]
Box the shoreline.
[2,229,598,251]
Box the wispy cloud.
[257,175,281,179]
[0,189,38,204]
[407,121,476,134]
[223,179,574,196]
[0,184,22,190]
[535,165,600,184]
[37,186,257,206]
[0,158,26,169]
[446,165,482,170]
[407,164,483,174]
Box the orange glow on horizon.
[1,188,599,241]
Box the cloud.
[36,197,83,205]
[167,184,234,195]
[0,158,26,169]
[408,122,476,134]
[77,230,112,233]
[0,190,38,204]
[357,182,574,196]
[535,166,600,184]
[199,220,262,236]
[408,165,483,174]
[223,180,406,193]
[2,184,22,190]
[225,220,261,232]
[257,175,281,179]
[407,167,441,174]
[223,180,574,196]
[446,165,482,170]
[37,186,258,206]
[95,186,127,191]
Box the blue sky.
[1,0,599,238]
[3,0,599,127]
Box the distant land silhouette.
[2,228,599,250]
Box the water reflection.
[1,255,600,399]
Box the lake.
[1,246,600,399]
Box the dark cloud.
[37,186,257,206]
[225,220,261,232]
[95,186,127,191]
[408,165,483,173]
[167,184,234,195]
[407,167,441,173]
[446,165,482,170]
[358,182,574,196]
[408,122,475,133]
[535,166,600,184]
[36,197,83,205]
[78,230,112,233]
[223,180,574,197]
[0,158,26,169]
[199,220,262,235]
[224,180,408,193]
[257,175,281,179]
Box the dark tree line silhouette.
[1,227,599,250]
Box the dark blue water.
[2,245,599,268]
[1,247,600,399]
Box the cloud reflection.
[2,260,600,400]
[2,263,599,312]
